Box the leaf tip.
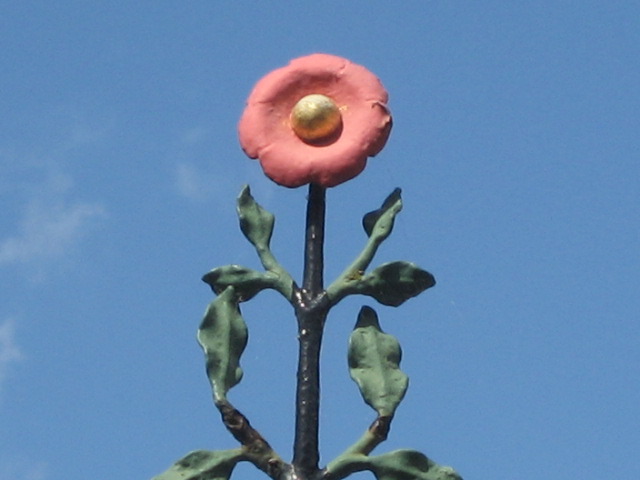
[239,184,251,196]
[356,305,381,329]
[362,188,404,237]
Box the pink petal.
[238,54,392,188]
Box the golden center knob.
[290,94,342,142]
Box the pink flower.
[238,54,392,188]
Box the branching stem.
[214,399,286,478]
[292,184,330,478]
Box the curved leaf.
[152,449,244,480]
[202,264,279,301]
[326,450,461,480]
[348,306,408,416]
[326,189,407,306]
[369,450,462,480]
[197,287,248,402]
[363,188,403,238]
[361,261,435,307]
[237,185,275,249]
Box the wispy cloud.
[175,162,216,202]
[179,126,210,146]
[1,109,109,273]
[0,166,106,272]
[172,124,247,203]
[0,318,23,395]
[0,199,105,267]
[174,160,276,205]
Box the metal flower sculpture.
[154,54,462,480]
[238,54,392,188]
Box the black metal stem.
[292,183,330,477]
[302,183,326,293]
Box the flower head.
[238,54,392,188]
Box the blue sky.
[1,2,638,479]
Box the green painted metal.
[197,287,248,403]
[348,306,408,417]
[356,261,435,307]
[235,186,294,300]
[326,450,462,480]
[326,189,433,306]
[237,185,275,250]
[202,265,283,302]
[362,187,403,238]
[153,186,460,480]
[152,449,244,480]
[326,189,404,304]
[369,450,463,480]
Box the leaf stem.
[214,399,286,478]
[325,227,385,302]
[323,416,391,480]
[325,189,403,305]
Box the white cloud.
[0,166,106,269]
[0,107,109,284]
[180,126,209,146]
[174,159,277,206]
[0,199,105,267]
[0,318,23,394]
[175,162,213,201]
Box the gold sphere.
[290,94,342,142]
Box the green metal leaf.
[202,264,279,301]
[361,261,435,307]
[237,185,275,249]
[197,287,248,402]
[326,189,409,306]
[362,188,402,238]
[152,449,244,480]
[369,450,462,480]
[348,306,408,416]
